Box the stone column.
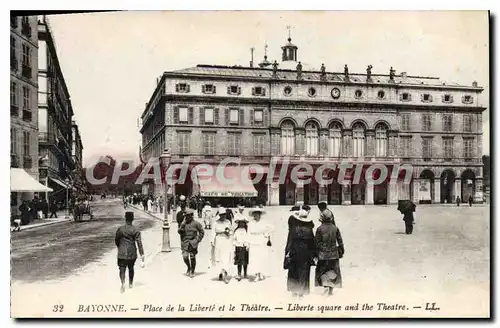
[268,178,280,206]
[318,184,328,203]
[454,178,461,201]
[388,182,398,204]
[433,179,441,203]
[365,130,375,158]
[341,182,351,205]
[397,179,411,200]
[388,131,399,158]
[475,178,484,203]
[295,179,304,203]
[295,129,305,156]
[365,183,374,204]
[319,129,329,156]
[343,130,352,158]
[412,179,420,203]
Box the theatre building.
[139,36,485,205]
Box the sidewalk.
[11,211,73,232]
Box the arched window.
[352,122,365,158]
[305,122,319,156]
[375,123,388,157]
[280,121,295,155]
[328,122,342,157]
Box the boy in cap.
[115,211,145,293]
[318,201,336,226]
[178,208,205,278]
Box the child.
[233,216,249,281]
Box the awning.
[10,168,53,192]
[193,165,258,198]
[49,177,69,188]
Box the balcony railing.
[22,65,32,79]
[11,154,19,168]
[23,156,32,169]
[39,132,56,144]
[21,22,31,37]
[22,109,32,122]
[10,105,19,117]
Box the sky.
[46,11,490,166]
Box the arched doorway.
[372,168,388,205]
[461,169,476,203]
[279,177,296,205]
[418,169,435,204]
[304,181,319,205]
[440,169,456,204]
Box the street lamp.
[159,149,172,252]
[65,177,72,219]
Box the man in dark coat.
[468,195,474,207]
[318,201,336,226]
[19,200,31,225]
[178,209,204,278]
[176,199,187,226]
[49,200,58,218]
[115,211,145,293]
[401,201,416,235]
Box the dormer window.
[202,84,216,94]
[283,86,293,96]
[400,92,411,102]
[354,90,363,99]
[252,86,266,96]
[308,87,317,97]
[462,95,473,104]
[377,90,385,99]
[175,83,190,93]
[227,85,241,95]
[421,93,433,103]
[442,94,453,103]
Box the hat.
[125,211,134,221]
[234,214,249,223]
[179,195,186,201]
[318,201,328,207]
[205,201,211,205]
[320,208,334,222]
[184,208,195,217]
[249,207,266,216]
[237,204,245,209]
[217,207,227,215]
[292,209,313,222]
[290,204,311,212]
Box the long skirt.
[234,246,249,266]
[315,259,342,288]
[249,243,269,274]
[287,260,312,295]
[212,235,232,273]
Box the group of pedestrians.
[285,201,344,298]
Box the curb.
[129,205,165,222]
[18,218,73,231]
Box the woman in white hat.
[247,207,272,282]
[210,207,233,284]
[285,204,317,298]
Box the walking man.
[49,200,58,218]
[178,209,204,278]
[115,211,145,293]
[468,195,474,207]
[318,201,336,226]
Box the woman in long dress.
[210,208,233,284]
[247,207,272,282]
[285,205,317,297]
[315,210,344,295]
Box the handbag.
[267,239,272,247]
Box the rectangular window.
[204,108,214,124]
[401,93,411,101]
[227,133,241,155]
[202,84,216,94]
[22,44,31,66]
[179,107,188,123]
[175,83,190,93]
[227,85,241,95]
[400,137,412,158]
[463,114,473,133]
[203,132,216,155]
[11,82,17,105]
[253,134,265,156]
[10,36,16,70]
[401,114,410,131]
[443,138,453,160]
[443,94,453,103]
[229,109,239,124]
[23,131,30,156]
[464,138,474,159]
[11,128,17,155]
[254,109,263,123]
[177,132,190,154]
[462,95,473,104]
[22,86,30,110]
[252,86,266,96]
[422,137,432,160]
[422,114,432,131]
[442,114,453,132]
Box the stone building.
[71,121,85,194]
[140,36,485,205]
[37,16,75,204]
[10,15,41,210]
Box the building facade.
[71,121,85,194]
[10,15,40,209]
[37,16,75,204]
[140,37,485,205]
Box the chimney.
[401,72,407,78]
[472,81,478,87]
[250,47,255,68]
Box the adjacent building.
[71,121,85,194]
[10,15,42,212]
[139,36,486,206]
[37,16,76,204]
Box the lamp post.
[159,149,172,252]
[65,177,72,219]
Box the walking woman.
[210,208,233,283]
[315,210,344,296]
[285,205,317,297]
[233,215,249,281]
[247,207,272,282]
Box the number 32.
[53,305,64,312]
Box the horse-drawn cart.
[73,202,94,222]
